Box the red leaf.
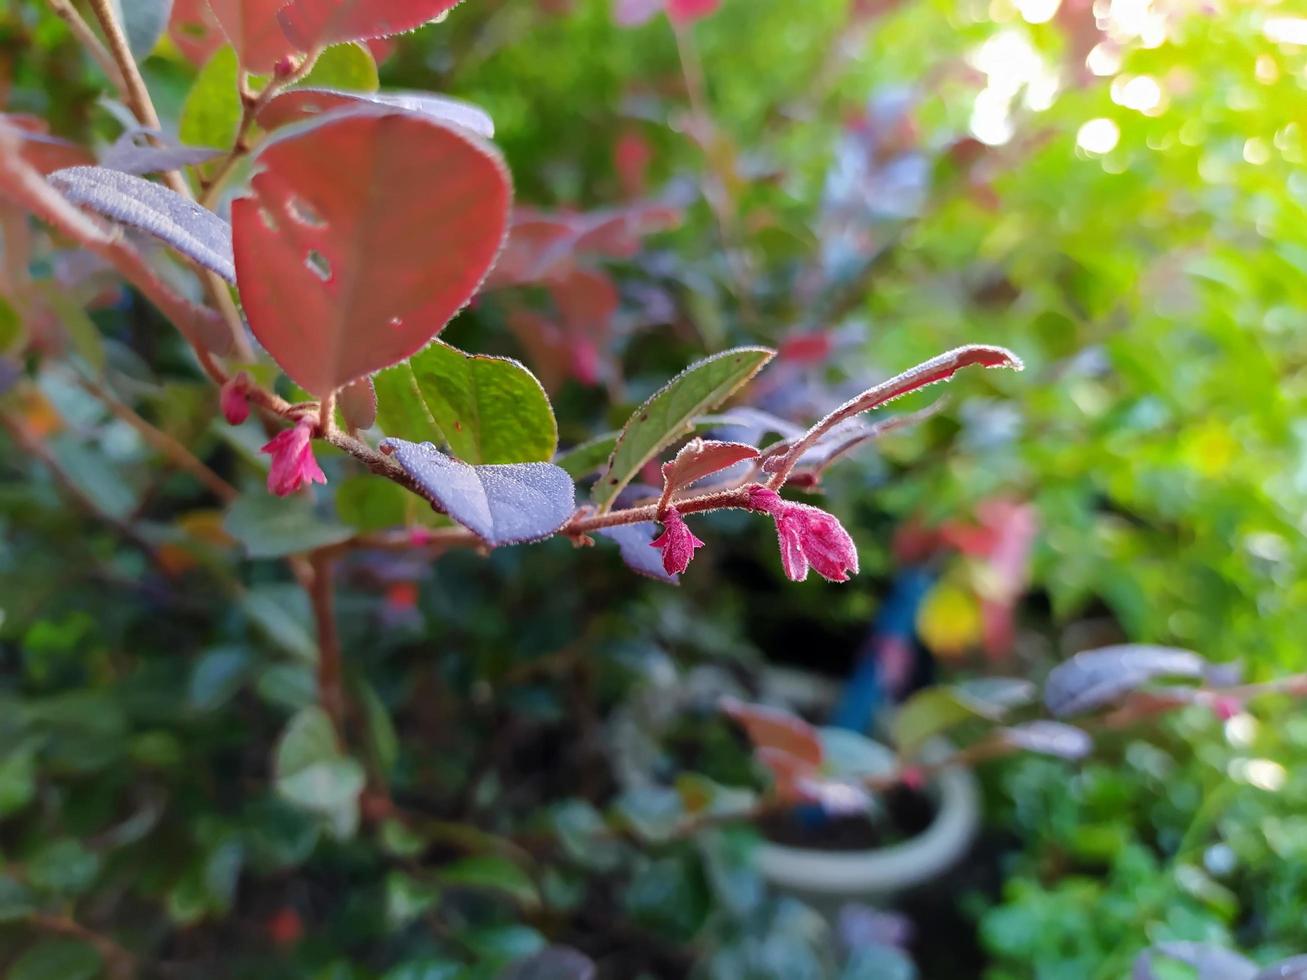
[339,376,377,430]
[231,111,511,395]
[721,697,823,768]
[0,116,92,174]
[549,268,619,338]
[169,0,225,64]
[278,0,463,50]
[661,437,758,494]
[206,0,298,73]
[755,747,818,800]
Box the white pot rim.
[754,759,980,897]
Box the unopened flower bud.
[220,375,250,425]
[649,506,705,576]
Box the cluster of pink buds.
[261,419,326,496]
[746,486,860,583]
[649,486,860,582]
[219,374,250,425]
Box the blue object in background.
[831,565,937,733]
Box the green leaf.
[0,295,26,355]
[224,492,353,559]
[300,43,378,91]
[26,839,100,896]
[385,871,440,928]
[0,741,36,816]
[891,685,1009,754]
[274,706,365,839]
[241,584,317,662]
[593,347,774,511]
[376,340,557,464]
[35,283,104,374]
[9,940,102,980]
[188,645,252,712]
[436,855,539,907]
[358,681,398,776]
[334,474,409,532]
[554,433,619,480]
[0,874,36,922]
[180,46,240,149]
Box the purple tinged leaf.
[1044,644,1208,718]
[48,166,235,283]
[99,129,223,176]
[381,438,574,547]
[1132,943,1258,980]
[597,522,679,584]
[999,721,1092,760]
[258,88,494,139]
[500,946,596,980]
[1256,957,1307,979]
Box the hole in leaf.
[301,102,323,115]
[305,250,332,282]
[179,22,208,38]
[258,207,278,232]
[286,195,326,228]
[387,316,403,329]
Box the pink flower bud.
[260,419,326,496]
[649,506,705,576]
[220,375,250,425]
[747,485,859,583]
[273,55,296,78]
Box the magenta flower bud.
[649,506,705,576]
[260,419,326,497]
[220,375,250,425]
[747,485,859,583]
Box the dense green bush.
[1,0,1305,977]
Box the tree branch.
[308,551,346,735]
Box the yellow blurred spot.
[14,387,62,440]
[1186,421,1236,475]
[917,582,983,659]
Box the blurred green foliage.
[1,0,1305,976]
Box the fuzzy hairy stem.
[765,344,1022,488]
[199,50,323,209]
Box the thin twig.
[308,551,346,736]
[199,50,323,209]
[77,372,239,501]
[30,913,137,980]
[42,0,127,94]
[81,0,254,361]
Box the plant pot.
[755,665,981,907]
[608,663,980,907]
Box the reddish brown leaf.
[231,110,511,395]
[277,0,463,50]
[1,115,92,174]
[339,376,377,430]
[755,747,818,801]
[169,0,225,65]
[549,268,619,339]
[661,438,758,494]
[721,697,824,769]
[206,0,297,73]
